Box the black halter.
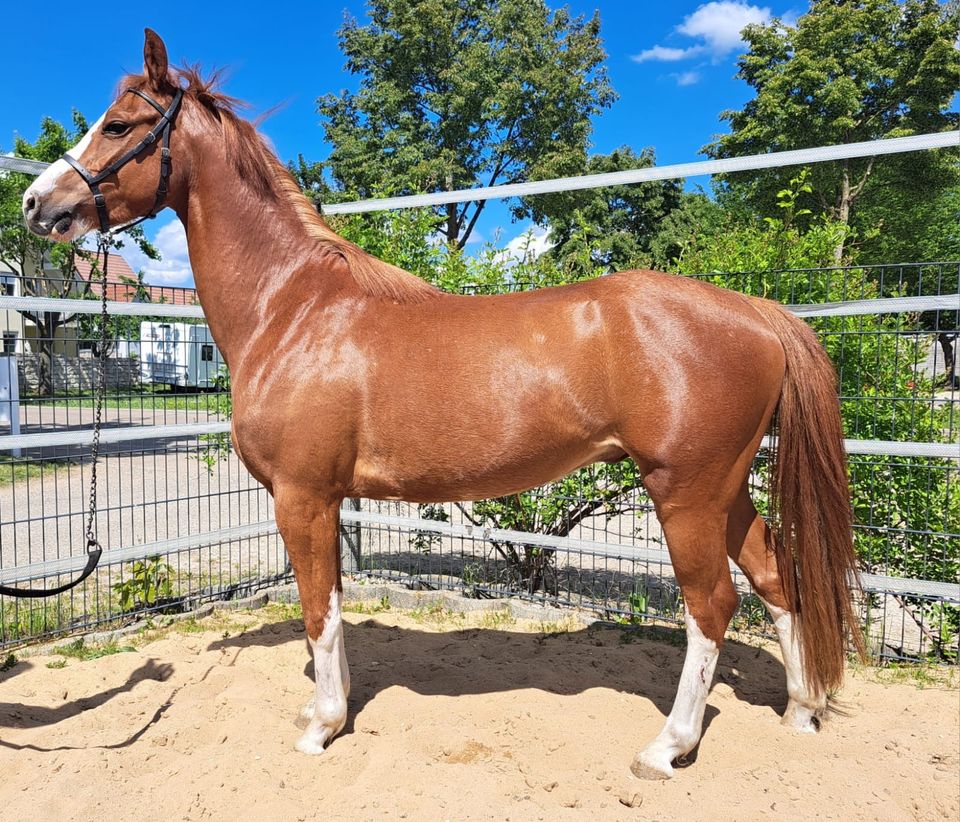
[62,87,183,233]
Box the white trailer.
[140,322,224,389]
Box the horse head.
[23,29,184,239]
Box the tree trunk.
[36,313,58,397]
[833,162,852,266]
[340,497,363,573]
[445,172,458,245]
[939,333,958,388]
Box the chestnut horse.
[23,30,862,779]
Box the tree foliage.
[313,0,615,248]
[673,171,850,278]
[851,151,960,265]
[706,0,960,264]
[0,113,89,281]
[532,146,683,273]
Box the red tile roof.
[73,252,199,307]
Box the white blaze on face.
[295,585,350,755]
[632,609,719,779]
[23,115,105,240]
[25,115,105,201]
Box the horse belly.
[352,425,623,503]
[350,317,626,500]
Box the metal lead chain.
[84,235,111,552]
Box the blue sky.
[0,1,802,286]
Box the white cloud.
[673,70,702,87]
[678,1,772,55]
[122,218,194,286]
[633,1,772,65]
[495,225,553,266]
[631,45,705,64]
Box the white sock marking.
[634,609,719,778]
[296,586,349,754]
[761,598,824,730]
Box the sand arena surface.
[0,603,957,821]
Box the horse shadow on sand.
[0,617,792,763]
[206,615,792,766]
[0,658,175,752]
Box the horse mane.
[118,67,440,304]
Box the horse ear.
[143,28,171,91]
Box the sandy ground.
[0,604,957,822]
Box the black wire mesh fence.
[0,262,956,662]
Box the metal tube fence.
[1,130,957,657]
[0,262,955,663]
[4,130,957,213]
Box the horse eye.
[103,121,131,136]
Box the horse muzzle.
[22,182,83,240]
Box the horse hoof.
[782,700,822,733]
[295,713,346,754]
[630,754,674,780]
[295,730,332,755]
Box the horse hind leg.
[631,500,739,780]
[275,487,351,754]
[726,485,825,731]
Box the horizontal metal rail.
[0,293,955,324]
[0,295,203,319]
[784,293,958,318]
[0,156,48,175]
[0,421,952,458]
[763,437,958,460]
[1,510,956,602]
[3,132,957,215]
[0,421,231,451]
[321,132,960,214]
[0,520,280,586]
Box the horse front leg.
[275,487,350,754]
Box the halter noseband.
[62,87,184,234]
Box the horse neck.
[173,136,353,366]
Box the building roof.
[73,252,198,307]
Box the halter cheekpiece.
[62,86,184,233]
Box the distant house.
[0,250,75,355]
[74,251,197,307]
[4,248,197,358]
[4,248,199,394]
[0,263,21,355]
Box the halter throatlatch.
[62,87,183,234]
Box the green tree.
[852,154,960,386]
[674,172,851,278]
[532,146,683,275]
[706,0,960,265]
[676,175,959,658]
[852,154,960,266]
[314,0,615,248]
[646,190,728,271]
[0,114,158,394]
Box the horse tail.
[751,298,865,697]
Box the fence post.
[0,355,21,457]
[340,497,362,573]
